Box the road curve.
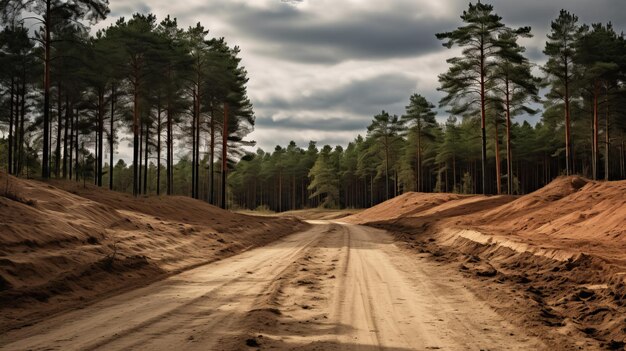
[1,221,544,350]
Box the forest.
[0,0,253,208]
[1,2,625,211]
[229,5,626,211]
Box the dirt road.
[1,221,544,350]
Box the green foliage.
[543,10,583,103]
[308,145,340,208]
[366,111,404,199]
[437,1,531,194]
[401,94,439,192]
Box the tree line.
[1,2,626,211]
[0,0,253,208]
[229,3,626,211]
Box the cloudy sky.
[99,0,626,152]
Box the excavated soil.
[0,173,308,333]
[345,176,626,350]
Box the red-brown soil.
[0,173,308,332]
[345,176,626,350]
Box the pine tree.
[493,28,539,194]
[0,25,36,177]
[436,116,463,192]
[543,10,583,176]
[308,145,340,208]
[366,111,404,200]
[1,0,109,179]
[401,94,438,192]
[156,16,190,195]
[575,23,622,180]
[437,1,515,194]
[105,14,162,196]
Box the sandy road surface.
[1,221,544,350]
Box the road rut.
[1,221,544,350]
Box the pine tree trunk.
[385,136,390,200]
[55,82,62,178]
[17,81,26,175]
[96,90,103,186]
[42,0,51,179]
[194,90,201,199]
[62,95,69,178]
[604,89,610,181]
[132,74,140,196]
[251,182,254,209]
[505,78,513,195]
[445,162,449,192]
[278,172,282,212]
[209,106,215,204]
[494,117,501,195]
[75,107,80,182]
[564,58,572,176]
[144,122,149,195]
[394,169,398,197]
[593,81,599,180]
[157,103,162,195]
[166,88,172,195]
[292,174,296,210]
[191,93,196,198]
[8,78,14,175]
[417,122,421,192]
[453,154,456,192]
[572,143,577,175]
[370,175,374,207]
[221,103,228,209]
[13,81,20,175]
[13,82,20,175]
[94,128,98,185]
[479,38,488,195]
[139,119,143,192]
[69,104,74,180]
[620,138,626,179]
[109,85,115,190]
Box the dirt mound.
[344,192,469,223]
[347,176,626,348]
[344,192,515,234]
[0,173,307,332]
[346,177,626,262]
[464,177,626,262]
[470,176,587,223]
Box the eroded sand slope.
[0,173,307,332]
[345,176,626,349]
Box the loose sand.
[0,173,307,332]
[345,176,626,349]
[1,221,544,351]
[2,174,625,350]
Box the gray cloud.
[109,2,151,18]
[257,73,416,116]
[242,13,456,64]
[98,0,626,154]
[184,1,456,64]
[250,72,422,149]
